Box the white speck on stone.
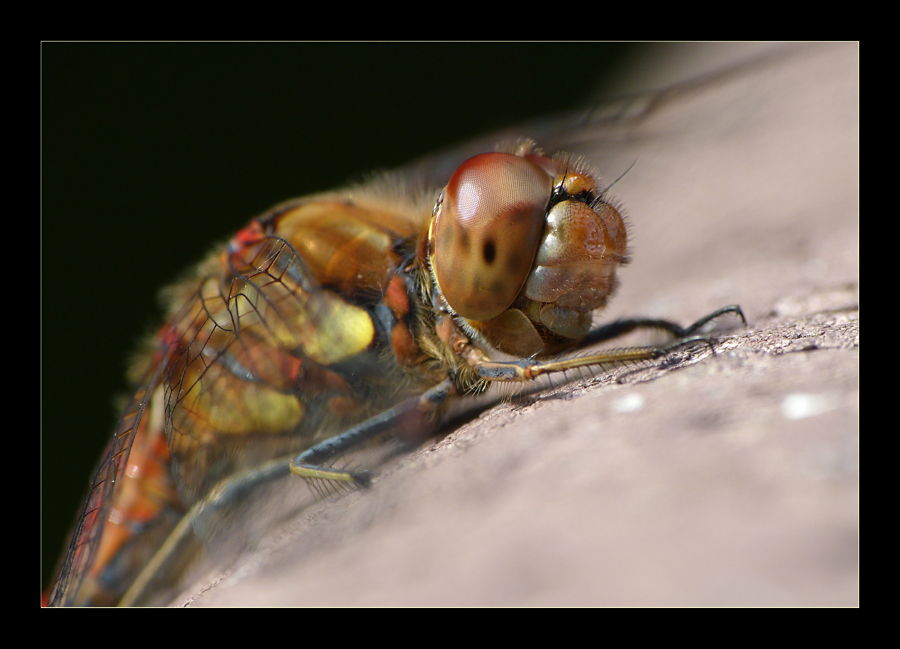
[781,392,836,420]
[612,393,645,413]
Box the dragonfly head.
[428,142,628,357]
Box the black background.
[41,42,640,590]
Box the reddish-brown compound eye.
[431,152,552,321]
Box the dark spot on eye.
[457,228,469,253]
[483,240,496,264]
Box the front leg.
[476,305,746,384]
[581,305,746,347]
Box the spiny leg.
[289,378,456,486]
[476,305,745,384]
[286,307,746,467]
[476,346,669,382]
[581,304,746,347]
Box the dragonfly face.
[429,147,627,356]
[48,136,645,606]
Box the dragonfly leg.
[475,346,667,382]
[475,305,745,384]
[581,304,746,346]
[289,378,456,486]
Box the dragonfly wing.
[49,198,429,605]
[48,359,174,607]
[162,199,428,505]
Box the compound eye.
[431,152,551,321]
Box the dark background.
[41,42,640,590]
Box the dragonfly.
[47,128,744,605]
[47,43,836,606]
